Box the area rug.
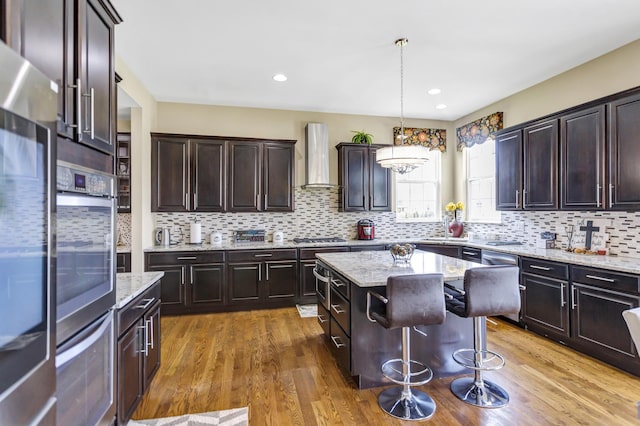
[127,407,248,426]
[296,304,318,318]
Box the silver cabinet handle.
[596,183,601,208]
[331,279,345,288]
[190,265,194,285]
[258,265,262,281]
[519,285,526,291]
[82,87,95,139]
[186,192,189,210]
[135,297,155,310]
[571,286,577,310]
[68,78,82,137]
[331,304,345,314]
[139,322,148,356]
[530,265,551,271]
[523,189,527,207]
[609,184,614,208]
[515,190,519,208]
[194,192,198,209]
[178,256,197,260]
[462,251,478,256]
[560,283,566,307]
[254,254,273,258]
[317,314,327,324]
[331,336,345,348]
[264,193,267,208]
[181,267,185,286]
[585,274,615,283]
[147,317,154,350]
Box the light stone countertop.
[115,271,164,309]
[142,237,640,275]
[316,250,487,288]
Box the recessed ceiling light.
[435,104,447,110]
[273,74,287,82]
[427,88,441,95]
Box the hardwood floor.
[133,308,640,425]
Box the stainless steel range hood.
[303,123,334,188]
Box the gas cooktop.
[293,237,347,243]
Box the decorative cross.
[580,220,600,250]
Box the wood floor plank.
[132,308,640,425]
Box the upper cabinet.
[151,134,294,213]
[116,133,131,212]
[496,87,640,212]
[3,0,122,155]
[227,140,295,212]
[560,106,606,210]
[337,143,391,212]
[608,92,640,210]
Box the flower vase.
[448,211,464,238]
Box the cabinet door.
[416,244,460,258]
[228,141,261,212]
[263,143,294,211]
[76,0,116,153]
[369,147,392,211]
[522,274,570,339]
[608,93,640,210]
[143,302,161,389]
[189,263,225,306]
[151,136,189,212]
[300,261,317,301]
[117,320,143,424]
[192,139,225,212]
[339,145,367,211]
[228,262,261,302]
[560,106,605,210]
[147,265,185,308]
[523,119,558,209]
[495,129,522,210]
[571,283,639,360]
[264,261,297,300]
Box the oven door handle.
[55,312,112,367]
[313,268,330,283]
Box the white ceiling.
[112,0,640,121]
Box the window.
[466,139,500,222]
[395,149,441,222]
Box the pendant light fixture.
[376,38,430,174]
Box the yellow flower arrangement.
[445,201,464,212]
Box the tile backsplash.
[120,188,640,258]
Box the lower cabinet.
[116,281,161,425]
[145,251,225,315]
[415,243,460,258]
[227,249,297,308]
[117,252,131,273]
[298,246,349,304]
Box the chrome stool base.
[378,387,436,420]
[450,377,509,408]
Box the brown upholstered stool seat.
[367,274,445,421]
[447,266,520,408]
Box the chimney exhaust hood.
[303,123,334,188]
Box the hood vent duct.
[303,123,334,188]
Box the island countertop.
[115,271,164,309]
[316,250,486,287]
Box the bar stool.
[366,274,445,421]
[446,266,520,408]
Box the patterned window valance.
[456,112,503,151]
[393,127,447,152]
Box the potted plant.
[351,130,373,145]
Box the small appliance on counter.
[210,232,223,245]
[273,231,284,243]
[357,219,375,240]
[537,231,556,249]
[155,227,172,246]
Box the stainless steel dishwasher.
[481,250,524,326]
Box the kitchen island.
[315,249,487,389]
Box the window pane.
[466,140,500,222]
[395,150,440,222]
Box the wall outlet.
[516,221,525,232]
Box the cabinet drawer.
[117,282,161,335]
[146,251,224,265]
[460,247,482,262]
[227,249,297,262]
[329,317,351,373]
[299,246,349,260]
[350,245,385,252]
[571,266,640,293]
[317,303,330,338]
[330,271,350,300]
[330,287,350,336]
[521,258,569,280]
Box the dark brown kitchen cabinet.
[116,133,131,212]
[227,249,297,308]
[608,92,640,210]
[521,258,570,342]
[151,134,225,212]
[144,251,226,315]
[227,140,295,212]
[117,281,161,425]
[116,252,131,273]
[415,244,460,258]
[495,129,523,210]
[560,106,606,210]
[337,143,391,212]
[299,247,350,304]
[523,119,558,210]
[4,0,120,156]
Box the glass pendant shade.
[376,145,429,174]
